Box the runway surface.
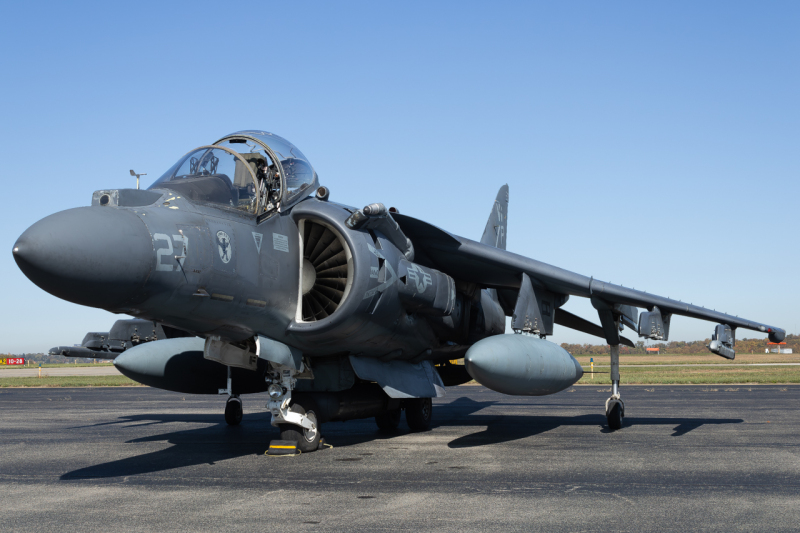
[1,385,799,532]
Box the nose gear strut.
[265,363,321,452]
[605,344,624,430]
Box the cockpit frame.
[214,131,319,215]
[213,134,284,217]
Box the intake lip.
[13,207,153,310]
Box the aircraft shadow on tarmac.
[61,412,277,480]
[60,397,742,480]
[441,397,744,448]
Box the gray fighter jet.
[13,130,785,451]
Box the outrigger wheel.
[606,399,624,430]
[225,396,243,426]
[278,404,321,453]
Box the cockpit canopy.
[149,131,318,215]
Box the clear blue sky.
[1,1,797,353]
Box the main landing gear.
[606,344,624,430]
[406,397,433,431]
[374,397,433,433]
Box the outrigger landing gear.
[591,297,631,431]
[225,396,243,426]
[266,364,321,452]
[606,344,624,430]
[219,366,243,426]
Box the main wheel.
[405,398,433,432]
[224,397,242,426]
[375,408,402,432]
[607,401,623,430]
[278,404,321,453]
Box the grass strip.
[0,363,115,369]
[577,365,800,385]
[573,353,800,366]
[0,375,143,388]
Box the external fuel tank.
[464,335,583,396]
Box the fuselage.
[13,190,468,360]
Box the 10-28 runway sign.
[0,358,25,365]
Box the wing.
[393,213,785,344]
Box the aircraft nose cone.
[13,207,153,309]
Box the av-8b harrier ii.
[13,130,785,451]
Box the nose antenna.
[130,169,147,190]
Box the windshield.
[149,147,258,213]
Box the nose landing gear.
[220,366,243,426]
[606,344,624,430]
[266,365,322,452]
[278,404,320,453]
[225,396,243,426]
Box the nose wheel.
[278,404,320,452]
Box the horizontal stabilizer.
[555,309,635,348]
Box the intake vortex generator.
[299,220,353,322]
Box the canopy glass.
[149,130,318,215]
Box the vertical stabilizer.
[480,185,509,250]
[480,185,509,309]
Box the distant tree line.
[561,333,799,355]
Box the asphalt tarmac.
[1,385,798,532]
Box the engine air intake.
[299,220,352,322]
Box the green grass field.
[577,365,800,385]
[5,362,115,368]
[574,352,800,366]
[0,375,140,388]
[572,352,800,384]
